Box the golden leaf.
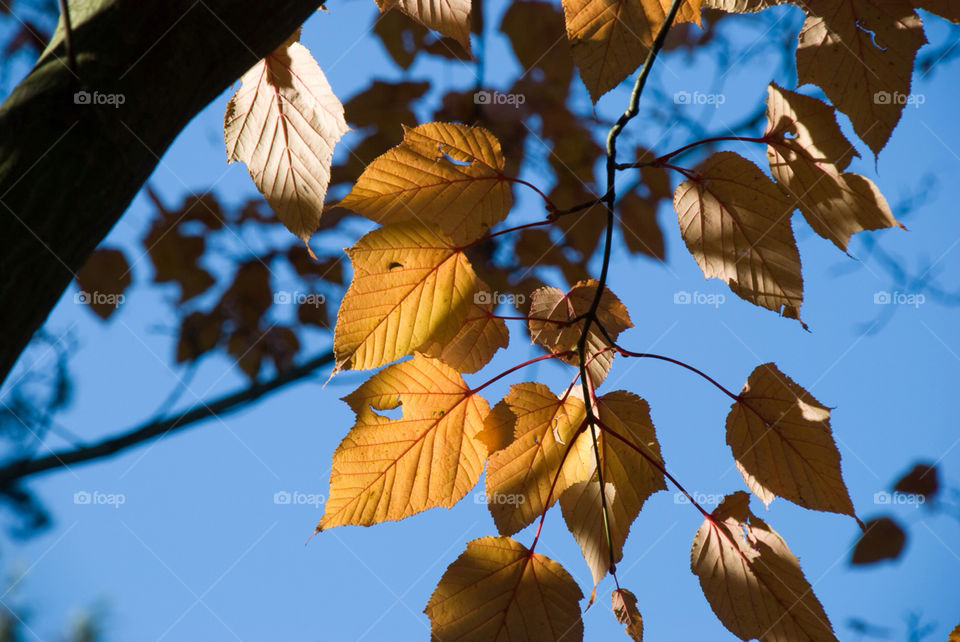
[674,151,804,323]
[339,122,512,245]
[726,363,857,519]
[224,37,348,242]
[333,222,481,371]
[691,492,838,641]
[377,0,473,51]
[611,588,644,641]
[419,291,509,373]
[318,355,488,529]
[486,383,593,535]
[425,536,584,641]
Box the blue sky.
[1,1,959,640]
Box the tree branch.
[0,350,335,487]
[0,0,323,387]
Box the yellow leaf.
[318,355,488,529]
[224,38,348,242]
[674,151,804,323]
[377,0,473,51]
[560,391,666,586]
[765,84,902,251]
[796,1,926,156]
[528,280,633,386]
[611,588,644,641]
[333,222,482,371]
[562,0,703,101]
[338,122,512,245]
[425,536,584,641]
[691,492,838,641]
[726,363,857,519]
[486,383,593,535]
[419,291,509,373]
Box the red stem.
[502,175,556,211]
[615,347,740,402]
[529,417,589,553]
[469,352,568,395]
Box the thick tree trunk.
[0,0,321,386]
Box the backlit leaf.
[691,492,838,641]
[425,536,584,641]
[611,588,643,641]
[528,280,633,386]
[562,0,703,101]
[333,222,482,371]
[224,36,348,242]
[377,0,472,51]
[486,383,593,535]
[318,355,488,529]
[915,0,960,21]
[764,84,901,251]
[339,122,512,245]
[726,363,857,519]
[419,290,509,373]
[674,151,804,323]
[796,1,926,156]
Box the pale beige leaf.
[726,363,857,518]
[419,293,509,373]
[561,391,666,586]
[318,355,487,529]
[333,222,481,371]
[339,122,512,245]
[425,536,584,641]
[562,0,703,101]
[765,84,902,251]
[486,383,594,535]
[225,39,348,242]
[691,492,838,641]
[611,588,644,641]
[674,151,804,323]
[528,280,633,386]
[796,0,926,156]
[378,0,473,51]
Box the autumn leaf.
[419,288,509,373]
[377,0,472,52]
[674,151,804,323]
[850,516,906,565]
[611,588,643,641]
[425,536,584,641]
[562,0,703,101]
[338,122,512,245]
[560,391,666,586]
[318,355,488,529]
[477,398,518,453]
[224,35,348,243]
[764,84,902,251]
[691,492,838,641]
[949,623,960,642]
[485,383,593,535]
[726,363,858,520]
[75,247,131,320]
[333,222,482,371]
[528,280,633,386]
[619,190,666,260]
[796,1,926,156]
